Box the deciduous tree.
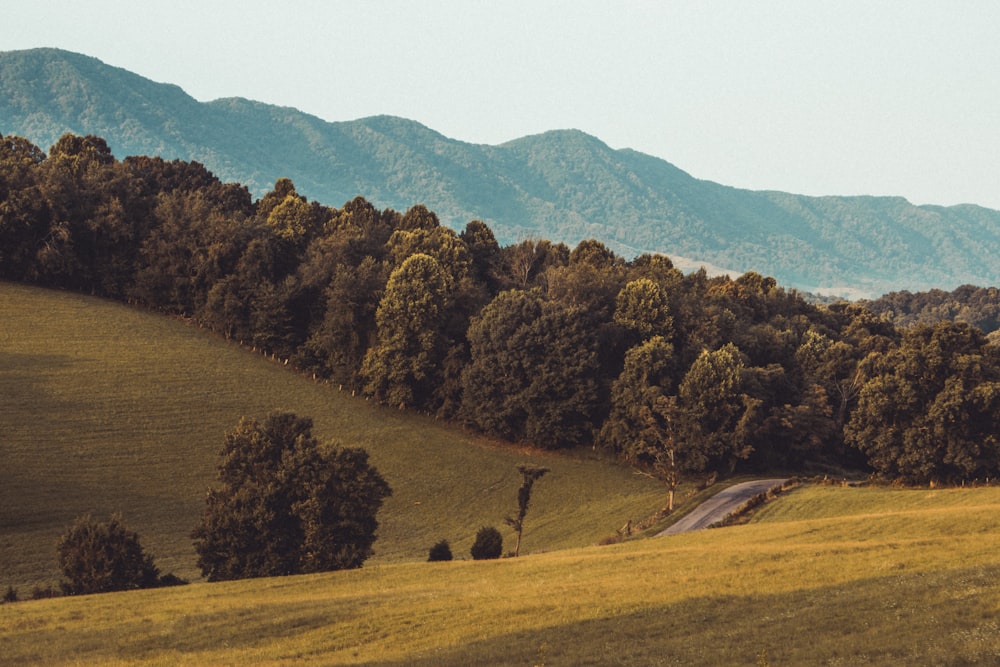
[192,412,391,581]
[362,253,449,409]
[461,290,599,447]
[672,343,759,473]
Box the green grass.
[0,282,667,590]
[2,483,1000,665]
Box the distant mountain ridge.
[3,47,1000,297]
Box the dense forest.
[864,286,1000,337]
[3,132,1000,486]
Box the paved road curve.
[657,479,789,536]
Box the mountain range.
[3,47,1000,298]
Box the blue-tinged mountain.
[3,47,1000,298]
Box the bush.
[3,586,17,603]
[57,513,160,595]
[470,526,503,560]
[156,572,188,587]
[428,539,453,562]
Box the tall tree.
[672,343,759,473]
[362,253,449,409]
[599,336,675,460]
[614,278,673,341]
[505,465,550,557]
[0,134,49,281]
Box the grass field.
[0,282,667,590]
[2,483,999,665]
[6,282,1000,664]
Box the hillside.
[3,483,1000,664]
[0,282,665,590]
[4,47,1000,297]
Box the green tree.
[505,465,550,557]
[672,343,759,473]
[0,134,49,281]
[298,255,386,388]
[132,188,252,314]
[614,277,673,341]
[398,203,440,230]
[461,290,600,447]
[192,412,392,581]
[362,253,449,409]
[547,243,626,325]
[57,514,161,595]
[262,181,321,243]
[599,336,675,460]
[460,219,504,293]
[637,395,681,511]
[387,226,472,286]
[500,238,569,289]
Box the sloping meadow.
[0,282,665,590]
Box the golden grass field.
[3,283,1000,665]
[2,484,999,665]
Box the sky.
[5,1,1000,209]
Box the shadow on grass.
[355,564,1000,666]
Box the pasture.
[0,282,666,590]
[2,484,999,664]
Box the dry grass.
[2,484,1000,665]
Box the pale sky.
[5,1,1000,209]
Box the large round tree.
[192,412,392,581]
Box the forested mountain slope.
[3,47,1000,297]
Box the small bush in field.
[57,513,160,595]
[428,539,453,562]
[470,526,503,560]
[3,586,17,603]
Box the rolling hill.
[0,282,665,590]
[4,47,1000,297]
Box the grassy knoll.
[2,483,1000,665]
[0,282,666,590]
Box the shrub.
[57,513,161,595]
[470,526,503,560]
[428,539,453,562]
[3,586,17,603]
[156,573,189,587]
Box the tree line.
[864,285,1000,337]
[3,132,1000,486]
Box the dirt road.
[657,478,788,536]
